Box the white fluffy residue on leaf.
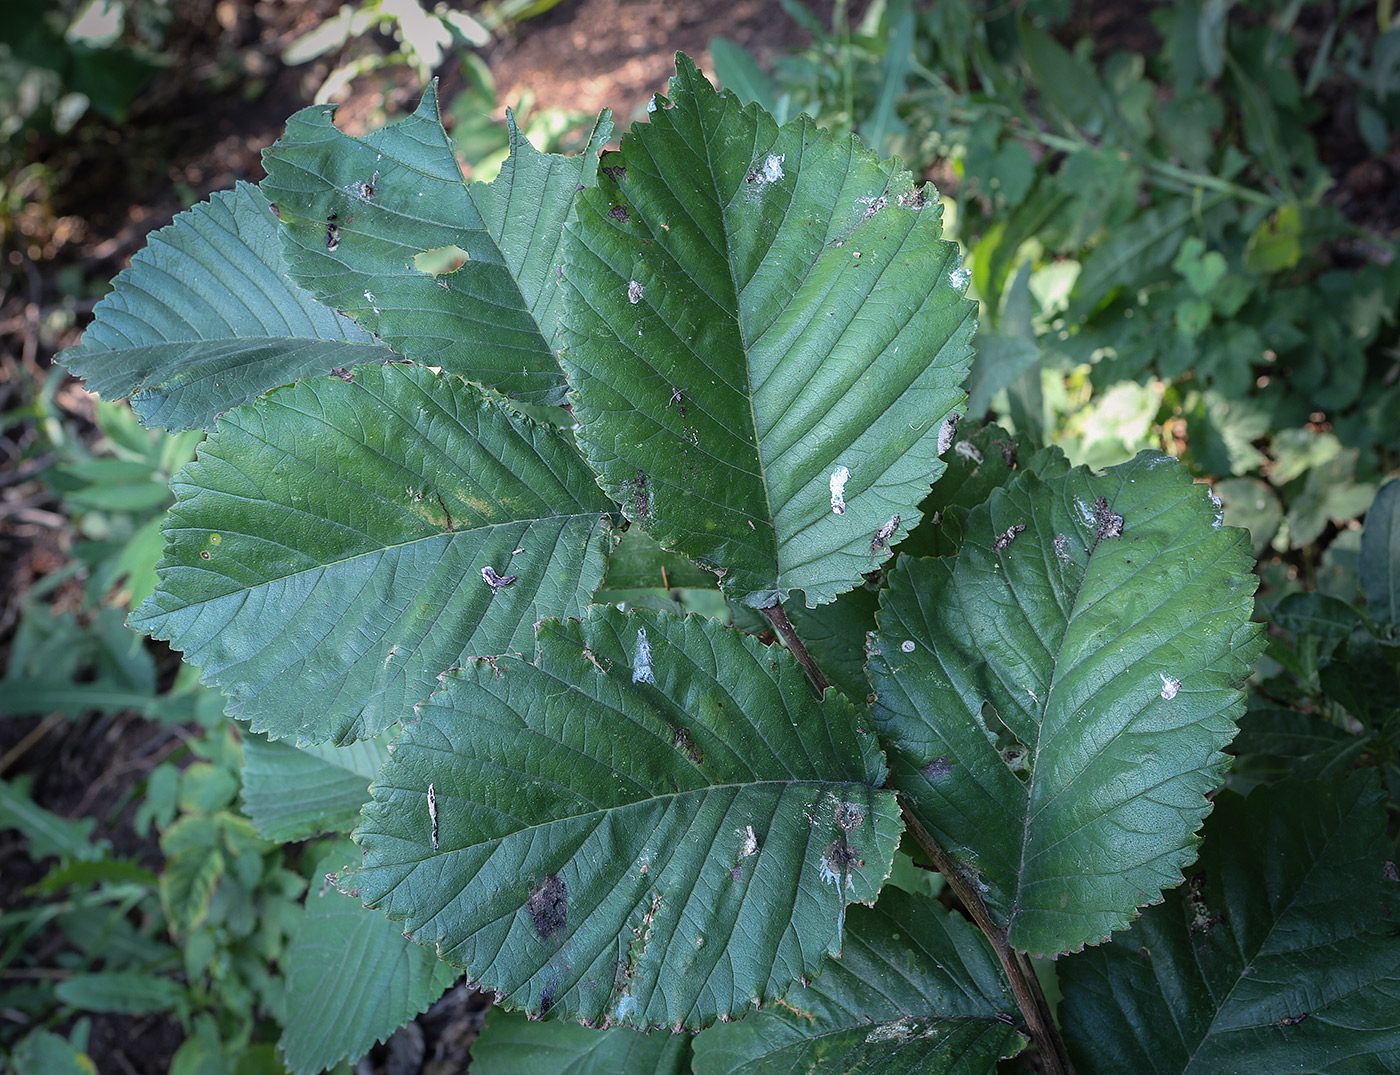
[829,465,850,514]
[1073,496,1096,530]
[738,825,759,858]
[1159,673,1181,701]
[949,265,970,291]
[627,279,644,304]
[901,640,916,653]
[1210,492,1224,529]
[761,153,785,182]
[632,627,654,684]
[647,96,658,113]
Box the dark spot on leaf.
[607,204,631,223]
[923,756,952,780]
[993,523,1026,550]
[538,981,556,1015]
[326,211,338,222]
[1094,496,1124,540]
[326,222,340,251]
[1383,861,1398,883]
[670,726,703,765]
[330,367,353,382]
[602,165,626,182]
[200,550,211,560]
[526,874,568,940]
[1279,1013,1309,1027]
[358,180,376,200]
[996,438,1018,467]
[268,203,280,219]
[823,838,864,873]
[834,801,865,831]
[730,864,742,882]
[629,471,650,522]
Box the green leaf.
[1070,199,1195,320]
[783,585,880,706]
[260,88,611,406]
[868,452,1264,955]
[59,183,394,431]
[1059,774,1400,1073]
[160,815,225,934]
[10,1030,96,1075]
[279,841,457,1075]
[353,607,902,1029]
[0,779,108,863]
[241,731,391,841]
[1244,202,1303,274]
[561,55,974,609]
[53,971,187,1015]
[472,1007,692,1075]
[691,888,1024,1075]
[964,332,1039,421]
[1361,477,1400,637]
[130,363,615,746]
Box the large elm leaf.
[472,1008,692,1075]
[60,182,394,430]
[240,730,392,842]
[1059,774,1400,1074]
[692,888,1025,1075]
[260,87,610,406]
[351,607,902,1029]
[130,363,615,746]
[561,54,974,609]
[280,840,458,1075]
[868,452,1265,956]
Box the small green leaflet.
[869,452,1264,956]
[352,607,902,1029]
[691,889,1025,1075]
[59,182,394,431]
[280,840,457,1075]
[260,87,611,406]
[131,363,615,745]
[562,55,974,609]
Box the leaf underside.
[59,182,394,430]
[1058,774,1400,1074]
[691,888,1025,1075]
[352,607,902,1030]
[240,730,392,842]
[471,1008,692,1075]
[131,363,615,745]
[260,86,612,406]
[562,54,974,608]
[869,452,1264,955]
[280,841,457,1075]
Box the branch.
[760,603,830,694]
[900,804,1075,1075]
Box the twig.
[762,597,1073,1072]
[900,804,1074,1075]
[759,603,830,694]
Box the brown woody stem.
[899,804,1074,1075]
[760,603,830,694]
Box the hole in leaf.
[413,245,471,277]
